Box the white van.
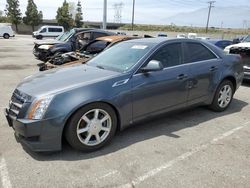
[33,25,64,39]
[0,25,15,39]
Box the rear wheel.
[3,33,10,39]
[65,103,117,151]
[210,80,234,112]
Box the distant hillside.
[165,6,250,28]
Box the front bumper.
[5,108,64,152]
[33,48,50,62]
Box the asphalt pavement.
[0,35,249,188]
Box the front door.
[131,42,189,121]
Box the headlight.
[28,96,54,120]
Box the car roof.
[95,35,138,43]
[123,37,205,45]
[208,39,232,43]
[74,28,116,35]
[122,38,225,58]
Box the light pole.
[132,0,135,30]
[103,0,107,29]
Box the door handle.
[177,74,188,80]
[209,66,218,71]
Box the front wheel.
[210,80,234,112]
[65,103,117,151]
[36,35,43,40]
[3,33,10,39]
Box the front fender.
[44,76,133,130]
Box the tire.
[3,33,10,39]
[65,103,118,152]
[36,35,43,40]
[210,80,234,112]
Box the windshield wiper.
[96,65,105,70]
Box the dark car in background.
[39,35,139,71]
[208,39,233,49]
[5,38,243,152]
[33,28,116,62]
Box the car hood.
[225,42,250,50]
[17,65,120,97]
[34,40,64,46]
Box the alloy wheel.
[218,84,232,108]
[76,109,112,146]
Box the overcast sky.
[0,0,249,25]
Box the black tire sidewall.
[3,34,10,39]
[36,35,42,39]
[65,103,117,151]
[210,80,234,112]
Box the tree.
[23,0,43,31]
[5,0,22,32]
[0,10,10,23]
[75,0,83,28]
[56,0,74,31]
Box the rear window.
[48,28,63,32]
[184,42,217,63]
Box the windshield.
[87,42,153,72]
[242,35,250,43]
[56,29,75,42]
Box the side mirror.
[141,60,164,73]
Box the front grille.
[8,89,29,119]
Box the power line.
[205,1,215,33]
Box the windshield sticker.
[131,45,148,50]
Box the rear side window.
[48,28,63,32]
[184,42,217,63]
[149,43,182,68]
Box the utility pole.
[131,0,135,30]
[205,1,215,33]
[103,0,107,30]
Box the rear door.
[183,42,222,105]
[132,42,190,121]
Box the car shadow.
[24,98,248,161]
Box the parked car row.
[38,35,139,71]
[5,30,244,152]
[33,28,116,62]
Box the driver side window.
[149,43,182,68]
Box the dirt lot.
[0,35,250,188]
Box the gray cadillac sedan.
[5,38,244,152]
